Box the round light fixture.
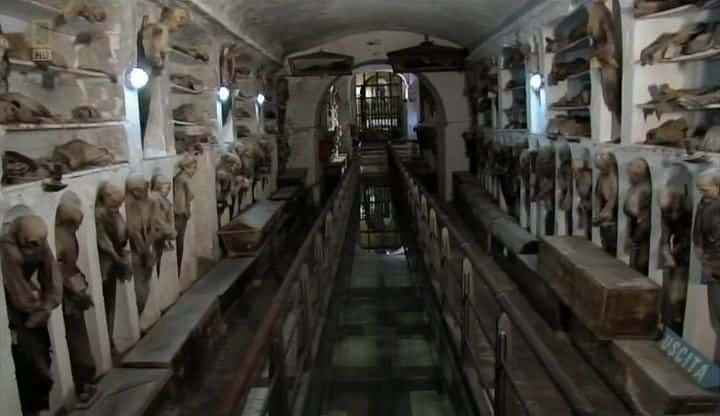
[529,72,544,92]
[217,86,230,102]
[126,67,149,90]
[256,93,266,105]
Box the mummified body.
[95,183,131,351]
[693,169,720,359]
[56,202,97,401]
[150,174,177,275]
[1,215,62,414]
[125,175,156,315]
[174,156,197,273]
[659,188,692,334]
[623,158,652,275]
[593,150,618,255]
[534,146,556,235]
[139,7,190,73]
[573,159,593,237]
[587,0,622,119]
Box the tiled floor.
[318,247,458,416]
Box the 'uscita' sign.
[657,328,720,389]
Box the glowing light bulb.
[127,67,149,90]
[529,73,544,91]
[218,86,230,102]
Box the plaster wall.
[286,77,330,187]
[423,72,471,201]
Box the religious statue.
[55,201,97,402]
[150,173,177,274]
[1,215,62,414]
[623,158,652,275]
[174,156,197,272]
[593,150,618,255]
[692,168,720,359]
[659,187,692,333]
[125,174,156,314]
[95,183,131,352]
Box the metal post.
[494,313,511,416]
[269,332,289,416]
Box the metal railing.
[389,149,596,416]
[218,158,360,416]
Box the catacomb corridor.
[6,0,720,415]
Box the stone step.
[70,368,171,416]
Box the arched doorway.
[353,71,405,141]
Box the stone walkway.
[318,247,458,416]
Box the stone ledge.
[188,257,255,307]
[122,294,220,368]
[70,368,171,416]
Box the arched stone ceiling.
[216,0,540,54]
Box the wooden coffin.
[455,182,537,255]
[218,200,286,256]
[538,236,660,339]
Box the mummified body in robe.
[693,169,720,359]
[534,146,556,235]
[587,0,622,119]
[659,188,691,334]
[95,183,131,351]
[593,150,618,255]
[174,156,197,272]
[573,159,593,238]
[125,175,156,315]
[56,202,97,400]
[623,158,652,275]
[150,174,177,275]
[0,215,62,414]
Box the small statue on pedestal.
[1,215,62,415]
[56,201,97,402]
[692,168,720,359]
[95,183,131,352]
[593,150,618,255]
[623,158,652,275]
